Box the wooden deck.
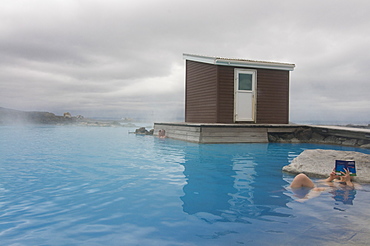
[154,123,300,143]
[153,122,370,146]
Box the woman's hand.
[340,168,351,181]
[325,170,339,182]
[330,171,339,180]
[341,168,354,188]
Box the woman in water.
[290,168,354,201]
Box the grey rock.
[268,134,278,142]
[310,132,325,142]
[135,127,154,135]
[342,139,358,146]
[282,149,370,183]
[360,144,370,149]
[295,128,312,140]
[290,138,301,143]
[323,136,341,145]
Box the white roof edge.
[183,53,295,71]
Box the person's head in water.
[158,129,166,138]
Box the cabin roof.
[183,53,295,71]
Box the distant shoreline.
[0,107,151,127]
[1,107,368,129]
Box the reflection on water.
[329,186,357,214]
[330,188,356,205]
[2,126,370,245]
[180,144,292,222]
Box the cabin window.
[238,73,253,90]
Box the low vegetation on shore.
[0,107,137,127]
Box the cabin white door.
[234,69,256,122]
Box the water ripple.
[1,126,370,245]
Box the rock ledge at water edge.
[282,149,370,183]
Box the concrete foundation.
[154,122,370,148]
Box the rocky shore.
[134,127,154,135]
[0,107,72,125]
[0,107,133,127]
[268,126,370,149]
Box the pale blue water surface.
[1,125,370,246]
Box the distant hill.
[0,107,75,125]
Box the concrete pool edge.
[153,122,370,148]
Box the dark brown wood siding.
[255,69,290,124]
[216,66,234,123]
[185,60,218,123]
[185,61,290,124]
[214,66,290,124]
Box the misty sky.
[1,0,369,123]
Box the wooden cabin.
[184,54,295,124]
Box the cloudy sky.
[1,0,369,123]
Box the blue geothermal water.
[1,125,370,246]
